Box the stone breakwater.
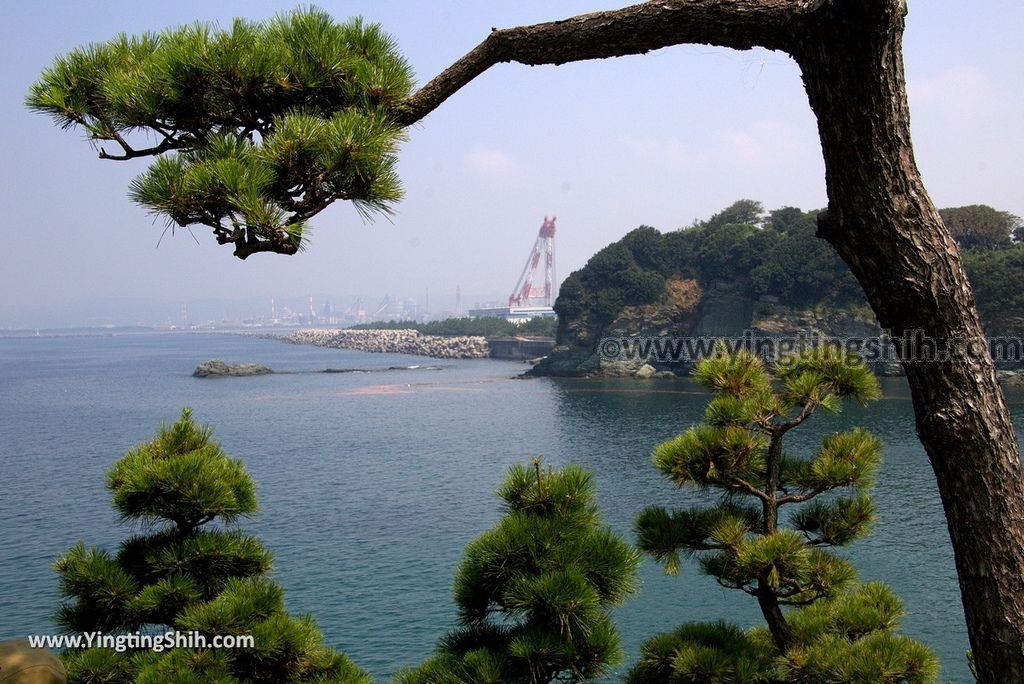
[285,328,490,359]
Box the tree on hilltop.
[397,461,640,684]
[700,199,764,230]
[632,346,938,683]
[30,3,1024,679]
[939,205,1022,250]
[54,409,369,684]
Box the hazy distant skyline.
[3,1,1022,327]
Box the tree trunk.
[757,582,794,651]
[764,431,783,534]
[793,3,1024,681]
[393,0,1024,678]
[759,432,792,649]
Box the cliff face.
[750,304,903,375]
[533,278,702,376]
[530,279,885,377]
[752,306,880,339]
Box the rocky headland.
[530,282,1024,384]
[531,278,904,379]
[284,328,489,359]
[525,206,1024,382]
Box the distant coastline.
[0,325,162,339]
[0,325,291,339]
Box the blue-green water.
[1,332,1012,682]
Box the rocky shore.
[998,369,1024,386]
[284,328,490,359]
[529,278,1016,380]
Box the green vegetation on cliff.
[555,200,1023,335]
[961,248,1024,329]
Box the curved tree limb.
[98,138,184,161]
[393,0,812,126]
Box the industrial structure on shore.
[469,217,558,323]
[164,217,562,330]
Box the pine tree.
[29,4,1024,677]
[54,408,369,684]
[397,460,640,684]
[630,346,939,683]
[27,9,412,259]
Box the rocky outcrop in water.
[284,329,489,359]
[194,360,274,377]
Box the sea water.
[1,332,1003,682]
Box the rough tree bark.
[759,428,792,651]
[389,1,1024,680]
[793,4,1024,681]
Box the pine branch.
[727,475,772,503]
[98,137,183,161]
[392,0,809,126]
[778,402,816,434]
[777,488,827,506]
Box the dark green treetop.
[27,9,412,259]
[700,199,764,230]
[55,408,369,684]
[397,460,640,684]
[961,247,1024,328]
[630,347,939,683]
[939,205,1022,250]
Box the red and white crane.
[508,217,557,308]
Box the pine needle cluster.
[397,461,640,684]
[27,9,412,258]
[630,346,939,683]
[54,409,369,683]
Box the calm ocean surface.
[2,331,1017,682]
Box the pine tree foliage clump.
[630,347,939,683]
[27,9,412,259]
[55,409,370,684]
[397,461,640,684]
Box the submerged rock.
[633,363,658,379]
[193,360,274,377]
[998,369,1024,386]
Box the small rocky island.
[193,360,274,377]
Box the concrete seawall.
[486,336,556,360]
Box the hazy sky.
[2,1,1022,326]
